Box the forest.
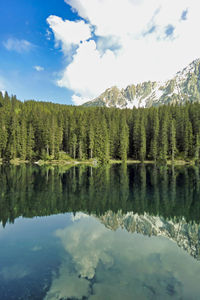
[0,91,200,163]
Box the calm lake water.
[0,164,200,299]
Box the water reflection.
[0,164,200,225]
[1,164,200,299]
[46,214,200,300]
[98,210,200,260]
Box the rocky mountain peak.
[83,59,200,108]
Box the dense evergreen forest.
[0,91,200,163]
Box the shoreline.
[0,158,197,166]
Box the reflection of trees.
[170,165,176,206]
[150,165,160,216]
[160,166,168,218]
[0,164,200,226]
[139,164,146,213]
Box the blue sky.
[0,0,200,105]
[0,0,76,104]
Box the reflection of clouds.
[46,216,200,300]
[71,212,90,222]
[31,245,42,251]
[0,265,30,280]
[44,257,90,300]
[56,217,113,279]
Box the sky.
[0,0,200,105]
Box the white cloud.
[47,15,91,54]
[46,29,52,40]
[34,65,44,72]
[48,0,200,104]
[3,38,33,53]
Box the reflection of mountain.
[47,214,200,300]
[98,210,200,260]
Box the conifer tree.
[194,133,200,162]
[27,124,35,160]
[139,116,146,162]
[183,118,193,159]
[94,116,109,163]
[0,114,7,158]
[159,115,168,163]
[19,118,27,160]
[132,111,140,159]
[170,119,176,163]
[71,134,77,159]
[119,115,129,162]
[88,123,95,159]
[150,109,159,161]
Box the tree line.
[0,91,200,163]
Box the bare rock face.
[83,59,200,108]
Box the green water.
[0,164,200,299]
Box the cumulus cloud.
[3,38,34,53]
[48,0,200,104]
[47,15,91,54]
[34,65,44,72]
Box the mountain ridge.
[83,58,200,108]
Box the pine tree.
[71,134,77,159]
[27,123,35,160]
[159,115,168,163]
[183,118,193,159]
[139,116,146,162]
[88,123,95,159]
[69,117,77,159]
[94,116,109,163]
[132,111,140,159]
[194,133,200,162]
[119,115,129,162]
[19,118,27,160]
[170,119,176,163]
[0,114,7,158]
[150,109,159,161]
[6,113,18,160]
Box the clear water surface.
[0,164,200,300]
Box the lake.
[0,164,200,299]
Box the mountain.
[83,59,200,108]
[97,210,200,260]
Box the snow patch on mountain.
[83,59,200,108]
